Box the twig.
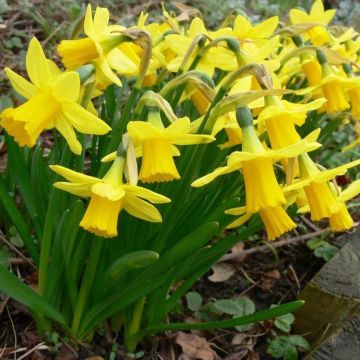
[219,228,329,262]
[0,231,36,269]
[16,343,47,360]
[0,296,10,317]
[220,223,359,263]
[300,215,320,232]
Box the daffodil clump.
[0,1,359,352]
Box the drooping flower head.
[192,106,321,213]
[50,156,170,238]
[0,38,110,154]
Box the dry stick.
[15,343,47,360]
[0,231,36,269]
[300,215,320,232]
[219,228,328,263]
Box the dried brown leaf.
[208,263,235,283]
[176,331,219,360]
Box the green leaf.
[0,264,67,327]
[185,291,203,312]
[314,244,338,262]
[289,335,310,350]
[9,226,24,248]
[104,251,159,286]
[267,337,293,359]
[0,176,39,264]
[0,246,11,268]
[214,297,255,316]
[129,300,304,344]
[306,238,328,250]
[274,313,295,333]
[284,345,298,360]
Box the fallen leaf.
[208,263,235,283]
[176,331,219,360]
[260,269,281,291]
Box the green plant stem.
[72,236,103,336]
[99,87,141,176]
[125,297,146,352]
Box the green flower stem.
[125,296,146,352]
[99,87,141,177]
[72,236,103,336]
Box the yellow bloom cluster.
[1,1,360,240]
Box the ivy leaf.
[185,291,203,312]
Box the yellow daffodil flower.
[127,115,214,183]
[50,157,170,237]
[0,38,110,154]
[58,5,137,87]
[192,108,321,213]
[258,97,326,149]
[289,0,336,45]
[285,154,360,221]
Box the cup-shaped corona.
[139,138,180,183]
[58,38,99,70]
[302,59,322,86]
[1,93,60,147]
[329,203,354,232]
[242,157,286,212]
[322,80,349,114]
[259,206,296,241]
[80,193,123,238]
[349,86,360,119]
[303,182,340,220]
[264,114,301,149]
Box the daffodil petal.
[123,195,162,222]
[50,164,100,184]
[84,4,95,38]
[55,115,82,155]
[50,71,80,103]
[26,37,52,89]
[269,140,321,161]
[227,213,253,228]
[340,179,360,202]
[289,8,310,24]
[62,103,111,135]
[251,16,279,38]
[53,182,93,197]
[4,68,38,100]
[127,121,161,142]
[93,6,110,34]
[122,184,170,203]
[92,182,125,201]
[191,165,239,187]
[224,206,246,216]
[173,134,215,145]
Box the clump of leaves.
[185,292,256,330]
[267,335,310,360]
[307,237,338,262]
[267,305,310,360]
